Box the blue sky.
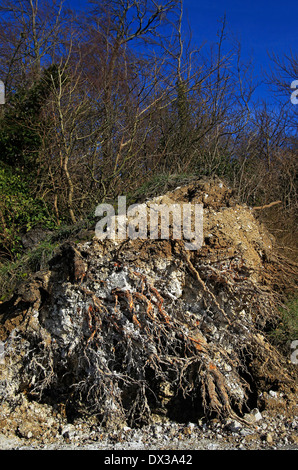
[67,0,297,103]
[183,0,297,101]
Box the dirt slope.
[0,178,297,445]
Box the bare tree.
[0,0,66,94]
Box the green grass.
[0,237,59,301]
[268,295,298,354]
[0,213,97,301]
[129,171,200,204]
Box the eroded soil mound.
[0,178,297,440]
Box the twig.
[253,200,282,210]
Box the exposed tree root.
[1,181,297,429]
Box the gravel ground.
[1,410,297,451]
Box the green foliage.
[130,172,200,203]
[0,237,59,301]
[0,64,59,171]
[268,295,298,353]
[0,164,56,258]
[0,66,61,259]
[0,259,23,301]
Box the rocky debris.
[243,408,263,424]
[0,395,297,450]
[0,178,297,447]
